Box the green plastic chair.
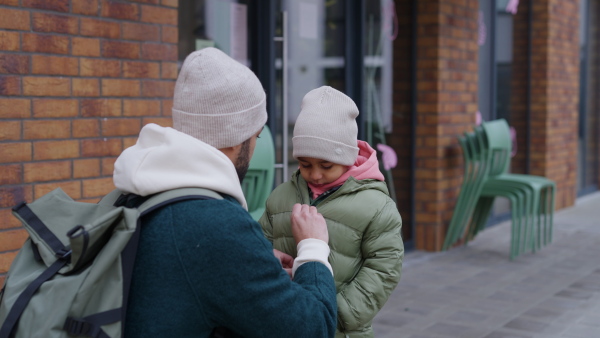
[475,119,556,256]
[463,129,536,259]
[242,125,275,221]
[444,119,555,259]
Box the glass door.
[577,0,599,195]
[270,0,348,184]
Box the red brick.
[22,33,69,54]
[24,161,71,182]
[0,186,32,208]
[101,0,140,20]
[143,117,171,127]
[81,138,122,157]
[101,79,140,97]
[142,80,175,98]
[0,8,30,30]
[23,77,70,96]
[23,0,69,12]
[101,157,116,175]
[161,0,177,7]
[0,99,31,118]
[101,118,141,136]
[73,78,100,97]
[34,181,82,200]
[23,120,71,139]
[140,5,177,25]
[0,208,21,230]
[73,0,98,15]
[123,137,138,148]
[81,99,122,117]
[0,164,22,185]
[72,37,101,57]
[80,58,121,77]
[161,62,178,79]
[32,12,78,34]
[0,76,21,96]
[123,61,159,78]
[162,99,172,116]
[32,99,78,118]
[0,54,29,74]
[73,119,100,138]
[130,0,158,4]
[0,0,19,5]
[0,121,20,141]
[82,177,115,198]
[73,158,100,178]
[161,26,178,43]
[33,140,80,160]
[141,43,177,61]
[123,99,161,116]
[0,142,31,163]
[123,22,160,41]
[80,18,120,39]
[0,230,28,252]
[102,41,140,59]
[0,31,20,51]
[31,55,78,76]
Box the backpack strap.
[0,204,75,338]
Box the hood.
[306,140,385,199]
[113,123,247,209]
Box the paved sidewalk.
[373,192,600,338]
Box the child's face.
[297,157,348,186]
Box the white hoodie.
[113,123,248,210]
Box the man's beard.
[235,139,251,183]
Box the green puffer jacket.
[259,171,404,338]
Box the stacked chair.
[241,125,276,221]
[443,119,556,260]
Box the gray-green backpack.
[0,187,222,338]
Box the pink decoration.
[476,111,482,126]
[376,144,398,171]
[382,0,398,41]
[506,0,519,14]
[510,126,517,157]
[478,10,486,46]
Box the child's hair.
[292,86,359,166]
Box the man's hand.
[290,203,329,245]
[273,249,294,279]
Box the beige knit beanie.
[172,47,268,149]
[292,86,359,166]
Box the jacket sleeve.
[177,203,337,338]
[336,199,404,331]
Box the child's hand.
[273,249,294,279]
[290,203,329,245]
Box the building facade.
[0,0,597,283]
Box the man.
[113,47,337,337]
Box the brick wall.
[391,0,414,243]
[528,0,579,208]
[0,0,178,284]
[509,1,530,175]
[412,0,479,251]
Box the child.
[259,86,404,338]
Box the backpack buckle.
[55,248,72,260]
[63,317,92,336]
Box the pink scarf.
[307,140,385,199]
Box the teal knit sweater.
[124,195,337,337]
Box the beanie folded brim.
[173,95,267,149]
[292,135,358,166]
